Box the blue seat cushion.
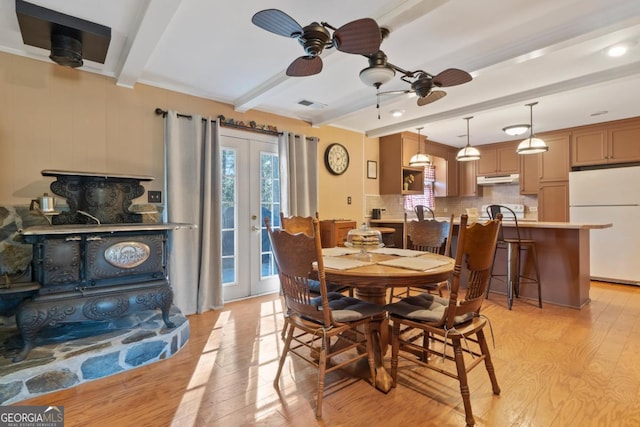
[308,279,350,295]
[385,293,474,325]
[311,292,384,322]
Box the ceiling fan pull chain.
[376,92,380,119]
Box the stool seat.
[485,205,542,310]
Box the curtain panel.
[164,111,223,314]
[278,133,318,217]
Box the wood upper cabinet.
[539,132,570,182]
[426,141,458,197]
[571,118,640,166]
[458,159,477,197]
[519,151,540,195]
[477,142,519,176]
[379,132,425,195]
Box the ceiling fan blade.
[417,90,446,106]
[286,56,323,77]
[252,9,302,38]
[433,68,472,87]
[333,18,381,55]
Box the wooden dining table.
[322,248,455,392]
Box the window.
[404,164,435,210]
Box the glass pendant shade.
[517,102,549,155]
[409,127,431,167]
[517,137,549,154]
[456,145,481,161]
[456,116,481,161]
[359,66,395,87]
[409,153,431,167]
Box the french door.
[220,129,281,300]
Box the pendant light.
[456,116,481,161]
[409,127,431,167]
[517,102,548,154]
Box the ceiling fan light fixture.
[359,65,395,88]
[457,116,481,162]
[409,127,431,167]
[502,124,530,136]
[517,102,549,155]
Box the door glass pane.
[221,148,236,285]
[260,152,279,280]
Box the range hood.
[477,173,519,185]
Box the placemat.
[376,256,451,272]
[320,256,374,270]
[369,247,425,257]
[321,247,361,257]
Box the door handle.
[251,225,260,232]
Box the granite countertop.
[370,218,612,230]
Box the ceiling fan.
[252,9,382,77]
[381,66,472,106]
[358,28,472,116]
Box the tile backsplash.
[368,184,538,220]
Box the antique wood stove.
[15,170,189,362]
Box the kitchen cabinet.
[458,158,477,197]
[477,142,519,176]
[537,132,570,221]
[427,141,458,197]
[538,182,569,222]
[379,132,425,195]
[319,220,356,248]
[571,119,640,166]
[519,151,540,195]
[539,132,570,182]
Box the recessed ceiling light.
[607,44,628,57]
[390,109,404,117]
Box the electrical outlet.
[347,196,352,205]
[443,208,448,212]
[148,191,162,203]
[530,206,537,212]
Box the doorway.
[220,129,280,300]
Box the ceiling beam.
[366,61,640,137]
[116,0,183,88]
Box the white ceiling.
[2,0,640,147]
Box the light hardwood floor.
[19,282,640,426]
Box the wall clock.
[324,143,349,175]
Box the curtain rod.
[154,108,285,137]
[153,108,322,141]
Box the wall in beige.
[0,52,374,222]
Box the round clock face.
[324,143,349,175]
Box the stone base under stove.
[0,306,189,405]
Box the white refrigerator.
[569,166,640,285]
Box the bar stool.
[485,205,542,309]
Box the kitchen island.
[371,218,612,309]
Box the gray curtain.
[164,111,223,314]
[278,132,318,216]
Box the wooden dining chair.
[266,217,385,418]
[389,213,454,303]
[385,213,502,427]
[279,211,317,236]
